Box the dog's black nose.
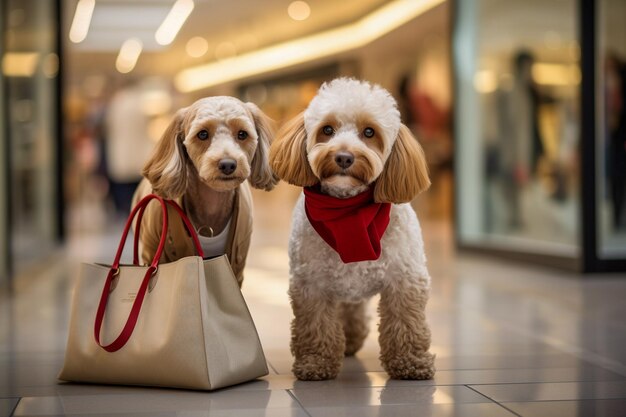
[335,151,354,169]
[218,158,237,175]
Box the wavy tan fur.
[142,107,189,199]
[269,112,317,187]
[374,124,431,204]
[246,102,278,191]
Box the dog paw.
[382,352,435,380]
[293,355,341,381]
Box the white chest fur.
[288,194,430,303]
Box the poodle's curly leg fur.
[378,281,435,380]
[340,301,369,356]
[289,287,345,380]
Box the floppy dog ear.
[269,112,317,187]
[374,124,430,204]
[246,102,278,191]
[142,107,189,199]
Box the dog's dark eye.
[322,125,334,136]
[363,127,375,138]
[237,130,248,140]
[197,130,209,140]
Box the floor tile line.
[8,397,20,417]
[286,389,313,417]
[464,385,523,417]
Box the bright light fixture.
[2,52,39,77]
[532,63,581,86]
[186,36,208,58]
[473,70,497,94]
[116,38,143,73]
[155,0,194,46]
[175,0,444,92]
[288,1,311,21]
[69,0,95,43]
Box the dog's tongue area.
[303,185,391,263]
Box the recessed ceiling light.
[186,36,209,58]
[288,1,311,21]
[176,0,444,92]
[155,0,194,46]
[69,0,95,43]
[116,38,143,73]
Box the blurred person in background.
[493,50,552,229]
[104,81,154,216]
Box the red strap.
[93,266,156,352]
[133,199,204,265]
[94,194,169,352]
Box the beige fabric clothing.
[131,178,253,286]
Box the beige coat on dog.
[131,178,253,285]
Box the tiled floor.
[1,183,626,416]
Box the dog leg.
[290,286,344,380]
[378,282,435,380]
[340,301,369,356]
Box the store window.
[598,0,626,259]
[454,0,580,258]
[0,3,7,286]
[2,0,61,277]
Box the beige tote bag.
[59,194,268,390]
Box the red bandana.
[304,185,391,263]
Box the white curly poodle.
[269,77,435,381]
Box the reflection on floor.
[2,182,626,417]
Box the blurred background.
[1,0,625,288]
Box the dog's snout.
[218,158,237,175]
[334,151,354,169]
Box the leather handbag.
[59,194,268,390]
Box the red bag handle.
[132,199,204,265]
[93,194,181,353]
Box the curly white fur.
[289,196,429,302]
[271,78,435,381]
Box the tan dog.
[270,78,434,380]
[133,96,276,285]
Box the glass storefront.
[454,0,626,271]
[597,0,626,259]
[0,3,7,286]
[454,0,581,262]
[1,0,62,284]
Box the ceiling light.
[69,0,95,43]
[116,38,143,73]
[288,1,311,21]
[186,36,208,58]
[175,0,444,92]
[2,52,39,77]
[155,0,194,46]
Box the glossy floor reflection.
[1,183,626,417]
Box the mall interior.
[1,0,626,416]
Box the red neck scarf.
[304,185,391,263]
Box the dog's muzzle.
[334,151,354,169]
[218,158,237,176]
